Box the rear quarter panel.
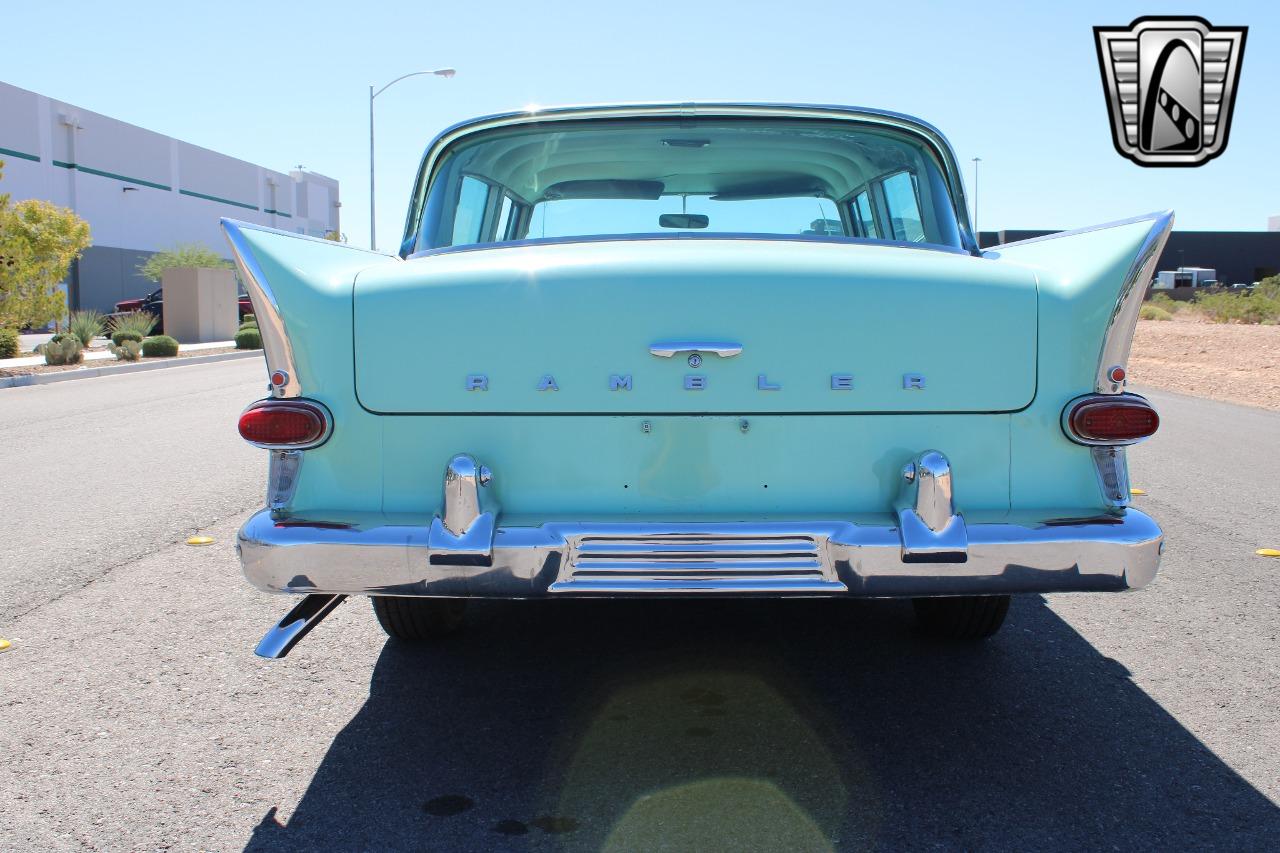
[992,218,1167,510]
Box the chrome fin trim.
[221,218,301,398]
[1095,210,1174,393]
[220,218,392,399]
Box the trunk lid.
[353,239,1036,415]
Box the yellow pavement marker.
[186,535,215,546]
[0,638,11,652]
[1257,549,1280,558]
[1130,488,1147,496]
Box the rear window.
[410,117,962,252]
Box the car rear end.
[223,104,1167,653]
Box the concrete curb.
[0,349,262,390]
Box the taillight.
[238,399,331,449]
[1062,394,1159,445]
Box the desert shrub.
[1255,276,1280,300]
[1147,292,1180,312]
[108,311,158,340]
[241,314,256,327]
[0,327,18,359]
[109,340,142,361]
[234,327,263,349]
[1195,291,1280,324]
[141,335,180,357]
[68,309,106,346]
[110,330,144,346]
[137,243,231,281]
[42,335,84,365]
[113,340,141,361]
[1139,304,1172,321]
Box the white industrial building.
[0,80,340,314]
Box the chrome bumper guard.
[238,453,1162,598]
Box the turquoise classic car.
[224,103,1169,658]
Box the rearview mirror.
[658,213,709,229]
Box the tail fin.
[221,219,399,399]
[985,211,1173,395]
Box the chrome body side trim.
[1094,210,1174,394]
[984,210,1174,251]
[238,508,1163,598]
[649,340,743,358]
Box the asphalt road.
[1,363,1277,851]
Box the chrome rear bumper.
[237,507,1163,598]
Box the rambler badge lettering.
[465,372,876,391]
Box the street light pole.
[369,68,455,251]
[971,157,982,244]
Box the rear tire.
[371,596,467,641]
[912,595,1010,640]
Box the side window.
[493,194,515,241]
[850,190,878,238]
[881,171,925,242]
[451,175,492,246]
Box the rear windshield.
[408,117,963,253]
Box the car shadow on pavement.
[245,596,1279,852]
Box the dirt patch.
[0,347,247,378]
[1129,315,1280,411]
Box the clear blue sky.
[3,0,1276,249]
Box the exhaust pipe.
[254,593,346,659]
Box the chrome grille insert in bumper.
[554,533,842,593]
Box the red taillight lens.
[1066,397,1159,444]
[238,401,329,448]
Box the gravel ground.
[1130,315,1280,411]
[1,364,1277,851]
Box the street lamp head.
[432,68,456,78]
